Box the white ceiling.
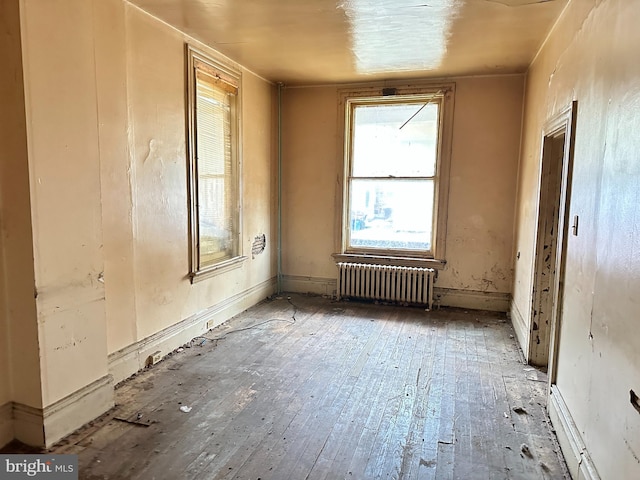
[130,0,568,85]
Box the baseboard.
[42,374,114,448]
[548,385,601,480]
[0,402,12,449]
[4,280,276,448]
[108,277,276,384]
[510,298,530,359]
[434,287,510,312]
[282,275,336,296]
[12,402,45,447]
[283,278,509,312]
[12,375,114,448]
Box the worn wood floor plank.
[46,295,569,480]
[283,308,403,477]
[218,306,382,480]
[285,310,397,480]
[362,318,422,479]
[309,311,405,480]
[140,300,335,479]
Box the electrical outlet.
[145,350,162,367]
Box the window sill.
[190,255,248,284]
[332,253,446,270]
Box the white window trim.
[336,82,455,266]
[185,45,246,283]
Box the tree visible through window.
[342,89,452,260]
[186,46,243,280]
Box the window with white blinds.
[186,46,243,280]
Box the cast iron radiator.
[336,262,435,310]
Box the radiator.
[336,262,435,310]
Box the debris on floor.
[42,294,570,479]
[521,443,533,458]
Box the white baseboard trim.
[434,287,510,312]
[282,275,336,297]
[12,374,115,448]
[549,385,601,480]
[108,277,276,384]
[43,374,114,448]
[12,402,44,447]
[510,298,530,360]
[0,402,12,448]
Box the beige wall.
[104,4,277,352]
[95,0,136,356]
[2,0,276,447]
[440,76,523,306]
[282,75,523,310]
[282,87,340,288]
[21,0,109,408]
[0,0,41,415]
[0,0,21,414]
[512,0,640,478]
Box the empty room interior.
[0,0,638,478]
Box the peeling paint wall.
[282,76,523,309]
[438,76,523,304]
[10,0,276,446]
[18,0,276,362]
[512,0,640,477]
[108,5,277,350]
[20,0,110,408]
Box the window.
[340,85,453,263]
[186,46,244,281]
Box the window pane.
[349,178,434,251]
[196,78,234,266]
[352,102,438,178]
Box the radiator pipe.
[277,82,284,294]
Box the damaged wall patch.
[252,234,266,258]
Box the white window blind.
[194,71,237,268]
[186,46,244,281]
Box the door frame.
[528,101,577,377]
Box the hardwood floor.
[51,294,568,479]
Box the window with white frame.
[340,86,454,262]
[186,46,244,281]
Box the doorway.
[529,101,577,370]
